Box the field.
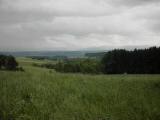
[0,58,160,120]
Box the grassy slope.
[0,58,160,120]
[16,57,57,66]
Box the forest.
[32,46,160,74]
[102,47,160,74]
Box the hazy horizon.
[0,45,156,52]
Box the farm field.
[0,58,160,120]
[16,57,57,66]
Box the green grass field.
[0,58,160,120]
[16,57,57,66]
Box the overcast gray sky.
[0,0,160,51]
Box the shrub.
[0,55,19,70]
[54,59,102,74]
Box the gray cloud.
[108,0,160,6]
[0,0,160,51]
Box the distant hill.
[85,52,107,58]
[0,51,86,58]
[0,45,153,58]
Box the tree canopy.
[0,55,18,70]
[102,47,160,74]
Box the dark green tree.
[4,55,18,70]
[101,47,160,74]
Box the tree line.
[33,59,102,74]
[85,52,106,59]
[32,46,160,74]
[102,47,160,74]
[54,59,102,74]
[52,46,160,74]
[0,55,19,70]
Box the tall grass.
[0,62,160,119]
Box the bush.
[0,55,19,70]
[5,55,18,70]
[54,59,102,74]
[16,66,25,72]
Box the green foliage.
[0,66,160,120]
[102,47,160,74]
[54,59,102,74]
[85,52,106,58]
[5,56,18,70]
[32,63,56,69]
[51,46,160,74]
[0,55,18,70]
[29,55,68,61]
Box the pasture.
[0,57,160,120]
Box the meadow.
[0,57,160,120]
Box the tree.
[4,55,18,70]
[101,47,160,74]
[0,55,6,69]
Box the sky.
[0,0,160,51]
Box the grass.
[0,58,160,120]
[16,57,57,66]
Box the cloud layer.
[0,0,160,51]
